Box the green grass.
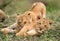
[0,10,60,41]
[0,0,60,41]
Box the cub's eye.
[18,21,21,24]
[49,22,52,25]
[37,16,40,20]
[24,21,27,24]
[39,22,41,25]
[38,22,41,25]
[28,13,30,15]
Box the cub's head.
[38,18,53,29]
[0,9,6,22]
[36,18,53,34]
[16,11,35,28]
[16,14,30,28]
[17,15,24,28]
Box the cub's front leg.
[16,25,29,36]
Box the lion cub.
[1,11,36,34]
[0,9,7,22]
[16,18,53,36]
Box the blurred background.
[0,0,60,15]
[0,0,60,41]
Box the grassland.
[0,0,60,41]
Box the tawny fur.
[1,2,51,37]
[16,18,53,36]
[0,9,6,22]
[1,2,46,33]
[30,2,46,18]
[16,10,43,33]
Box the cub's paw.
[1,28,10,34]
[16,33,23,36]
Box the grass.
[0,10,60,41]
[0,0,60,41]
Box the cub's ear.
[30,3,37,10]
[16,13,23,21]
[49,20,54,25]
[17,13,20,16]
[16,13,20,18]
